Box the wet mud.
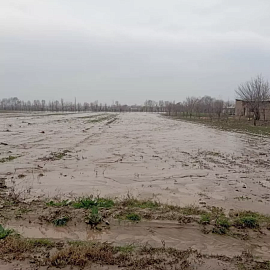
[1,112,270,269]
[1,112,270,212]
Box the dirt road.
[1,112,270,213]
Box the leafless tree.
[236,75,270,125]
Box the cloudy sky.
[1,0,270,104]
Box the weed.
[212,226,227,235]
[0,156,17,163]
[85,207,102,227]
[216,216,231,228]
[73,196,114,209]
[52,216,70,226]
[0,225,13,239]
[126,213,141,221]
[42,150,71,161]
[200,214,211,225]
[121,198,160,209]
[234,216,259,229]
[27,239,55,248]
[114,244,135,253]
[46,200,70,207]
[182,205,207,215]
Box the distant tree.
[213,99,224,119]
[236,75,270,125]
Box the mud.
[1,112,270,213]
[6,219,270,260]
[1,112,270,269]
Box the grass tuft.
[0,225,13,239]
[52,216,70,226]
[121,198,160,209]
[46,200,71,207]
[73,196,114,209]
[234,216,259,229]
[0,156,17,163]
[126,213,141,222]
[199,214,211,225]
[85,207,102,227]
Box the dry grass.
[1,235,270,269]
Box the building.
[222,106,235,115]
[235,99,270,120]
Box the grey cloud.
[1,0,270,104]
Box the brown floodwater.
[1,112,270,213]
[7,219,270,260]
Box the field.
[1,112,270,269]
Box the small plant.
[73,196,114,209]
[126,213,141,222]
[27,239,55,247]
[182,205,207,216]
[0,225,13,239]
[0,156,17,163]
[212,226,227,235]
[114,244,135,253]
[234,216,259,229]
[216,216,231,228]
[200,214,211,225]
[85,207,102,227]
[52,216,70,226]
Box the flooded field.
[1,112,270,212]
[1,112,270,269]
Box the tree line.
[1,75,269,122]
[0,96,233,117]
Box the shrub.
[126,213,141,221]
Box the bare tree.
[236,75,270,125]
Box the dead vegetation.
[0,233,269,269]
[1,190,270,268]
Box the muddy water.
[1,112,270,213]
[7,220,270,260]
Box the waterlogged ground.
[1,112,270,269]
[1,112,270,212]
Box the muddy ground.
[0,112,270,269]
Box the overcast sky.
[1,0,270,105]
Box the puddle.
[7,220,270,260]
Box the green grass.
[181,205,208,216]
[85,207,102,227]
[216,216,231,228]
[234,216,259,229]
[52,216,70,226]
[167,115,270,136]
[126,213,141,221]
[231,210,270,228]
[200,214,211,225]
[88,114,117,124]
[27,239,55,247]
[0,156,18,163]
[0,225,13,239]
[72,196,114,209]
[46,200,71,207]
[212,226,227,235]
[52,150,70,160]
